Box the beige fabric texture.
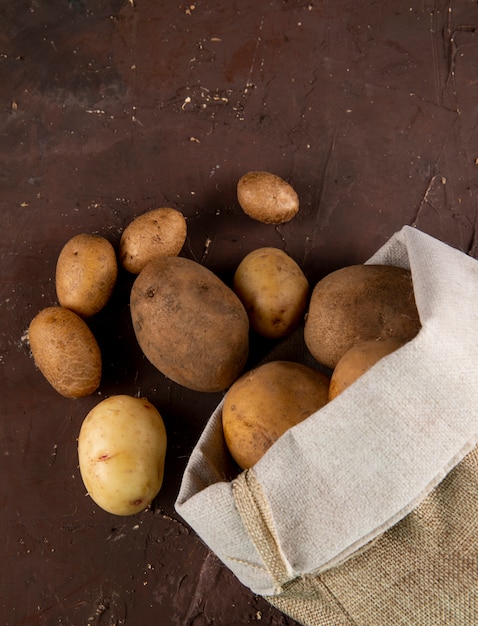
[265,444,478,625]
[234,450,478,624]
[175,226,478,621]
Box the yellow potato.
[28,306,101,398]
[329,338,405,400]
[304,264,421,369]
[119,207,187,274]
[130,256,249,392]
[222,360,329,469]
[237,171,299,224]
[78,395,167,516]
[233,247,309,339]
[55,233,118,317]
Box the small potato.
[130,256,249,392]
[55,233,118,318]
[119,207,187,274]
[237,171,299,224]
[28,306,101,398]
[304,264,421,370]
[222,360,329,469]
[329,338,405,400]
[233,247,309,339]
[78,395,167,516]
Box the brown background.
[1,1,477,624]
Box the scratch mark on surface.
[244,14,265,97]
[429,6,445,107]
[201,237,213,263]
[411,174,443,226]
[313,123,339,232]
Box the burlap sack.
[175,226,478,625]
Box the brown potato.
[233,247,309,339]
[55,233,117,317]
[304,264,420,370]
[237,171,299,224]
[329,338,405,400]
[222,360,329,469]
[119,207,187,274]
[130,256,249,392]
[28,306,102,398]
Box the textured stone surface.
[1,1,477,624]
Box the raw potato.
[329,338,405,400]
[130,256,249,392]
[119,207,187,274]
[237,171,299,224]
[304,264,421,369]
[56,233,118,317]
[28,306,101,398]
[233,247,309,339]
[78,395,167,516]
[222,360,330,469]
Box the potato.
[78,395,167,516]
[222,360,329,469]
[304,264,421,369]
[329,338,405,400]
[28,306,101,398]
[237,171,299,224]
[55,233,118,317]
[119,207,187,274]
[233,247,309,339]
[130,256,249,392]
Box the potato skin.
[329,338,405,400]
[130,256,249,392]
[237,171,299,224]
[55,233,118,317]
[233,247,309,339]
[222,360,330,469]
[78,395,167,516]
[120,207,187,274]
[304,264,421,370]
[28,306,101,398]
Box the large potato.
[130,256,249,392]
[78,395,167,516]
[237,171,299,224]
[222,360,330,469]
[28,306,101,398]
[329,338,405,400]
[304,264,421,369]
[119,207,187,274]
[233,247,309,339]
[55,233,118,317]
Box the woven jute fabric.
[257,445,478,625]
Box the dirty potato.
[237,171,299,224]
[130,256,249,392]
[55,233,118,317]
[78,395,167,516]
[222,360,330,470]
[28,306,102,398]
[233,247,309,339]
[304,264,421,370]
[329,338,406,400]
[119,207,187,274]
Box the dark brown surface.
[1,1,477,624]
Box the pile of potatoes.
[26,170,421,514]
[223,261,421,469]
